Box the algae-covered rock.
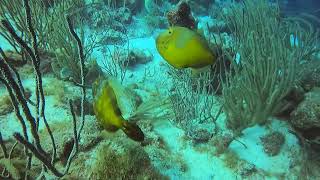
[166,2,197,29]
[290,88,320,148]
[126,49,153,67]
[297,60,320,91]
[85,139,166,179]
[290,88,320,129]
[39,116,102,164]
[260,131,285,156]
[0,95,13,116]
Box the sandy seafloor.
[0,16,304,179]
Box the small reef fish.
[156,26,215,69]
[92,78,144,142]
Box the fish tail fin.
[121,120,145,142]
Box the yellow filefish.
[92,78,144,142]
[156,26,215,69]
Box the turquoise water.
[0,0,319,179]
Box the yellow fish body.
[92,78,144,142]
[156,26,215,69]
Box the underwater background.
[0,0,320,179]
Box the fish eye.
[168,31,172,34]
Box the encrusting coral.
[290,88,320,130]
[166,2,196,29]
[260,131,285,156]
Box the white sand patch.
[153,120,236,180]
[229,119,301,175]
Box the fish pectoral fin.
[121,121,145,142]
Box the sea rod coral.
[0,0,86,178]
